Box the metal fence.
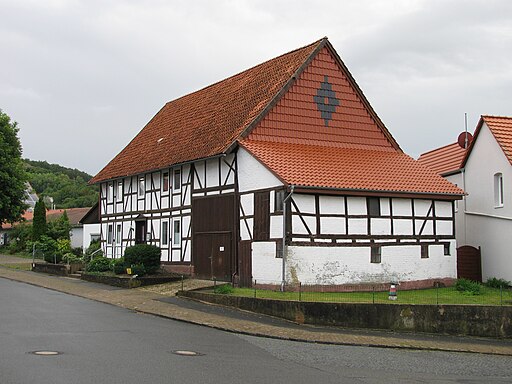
[226,279,512,306]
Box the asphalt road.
[1,278,511,384]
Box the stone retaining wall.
[179,290,512,338]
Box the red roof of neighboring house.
[417,142,466,176]
[241,140,463,197]
[462,115,512,168]
[1,208,91,230]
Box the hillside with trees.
[24,159,99,208]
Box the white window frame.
[107,224,113,245]
[138,176,145,198]
[494,173,504,208]
[107,183,113,203]
[116,224,122,245]
[161,221,169,246]
[173,169,181,191]
[117,181,123,201]
[162,172,169,193]
[173,219,181,246]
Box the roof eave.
[290,185,463,200]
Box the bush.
[31,235,60,264]
[485,277,511,289]
[112,257,126,274]
[86,256,111,272]
[62,252,82,264]
[71,247,83,257]
[129,264,146,276]
[455,278,481,295]
[214,284,234,295]
[56,238,72,257]
[124,244,161,274]
[84,240,103,262]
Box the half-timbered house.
[90,38,463,287]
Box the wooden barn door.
[457,245,482,282]
[238,240,252,287]
[192,195,235,281]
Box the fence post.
[254,280,257,298]
[436,282,439,305]
[213,278,217,288]
[500,285,503,306]
[181,275,184,292]
[299,282,302,302]
[372,286,375,304]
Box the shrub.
[84,240,103,262]
[32,235,60,264]
[112,257,126,274]
[485,277,511,289]
[214,284,234,295]
[124,244,161,274]
[129,264,146,276]
[455,278,481,295]
[86,256,111,272]
[56,238,72,257]
[62,252,82,264]
[71,247,83,257]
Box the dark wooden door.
[457,245,482,282]
[194,233,232,280]
[238,240,252,287]
[192,195,235,281]
[135,220,146,244]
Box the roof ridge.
[418,142,460,157]
[163,38,326,108]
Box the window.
[444,243,451,256]
[494,173,504,208]
[421,244,429,259]
[116,224,122,245]
[371,246,381,263]
[138,177,145,197]
[367,197,381,217]
[117,181,123,201]
[274,190,285,212]
[173,220,181,246]
[161,221,169,246]
[162,172,169,192]
[107,224,113,244]
[107,183,113,202]
[173,169,181,190]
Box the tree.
[32,200,47,241]
[47,210,71,240]
[0,109,27,225]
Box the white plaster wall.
[240,194,253,216]
[320,217,346,234]
[205,159,219,188]
[346,197,366,215]
[251,242,283,283]
[285,242,457,285]
[319,195,344,214]
[371,218,391,235]
[393,199,412,216]
[414,199,431,216]
[270,215,283,239]
[82,224,100,251]
[444,172,465,245]
[292,194,315,214]
[237,147,283,192]
[465,213,512,282]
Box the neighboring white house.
[79,203,101,251]
[90,38,463,288]
[419,115,512,283]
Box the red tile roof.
[241,140,463,197]
[462,115,512,167]
[91,38,400,184]
[90,39,326,183]
[417,142,466,175]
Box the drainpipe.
[281,185,295,291]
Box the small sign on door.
[219,246,225,252]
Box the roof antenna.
[464,113,468,149]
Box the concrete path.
[1,254,511,356]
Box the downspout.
[281,185,295,291]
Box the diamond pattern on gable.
[313,75,340,126]
[247,47,394,151]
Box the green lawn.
[224,286,512,306]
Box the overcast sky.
[1,0,511,175]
